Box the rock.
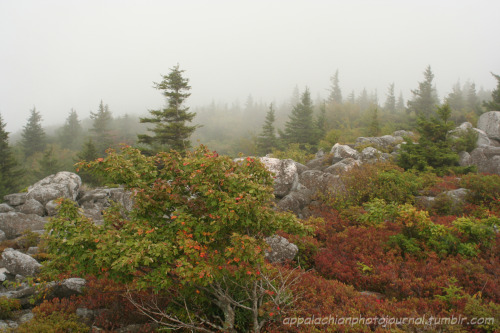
[293,161,309,175]
[27,171,82,205]
[49,278,86,299]
[18,311,34,323]
[18,199,45,216]
[0,203,14,213]
[477,111,500,141]
[474,128,494,147]
[438,188,469,208]
[355,135,403,152]
[78,187,134,222]
[45,200,60,216]
[305,154,334,171]
[0,320,18,330]
[27,247,38,255]
[324,158,359,175]
[392,130,415,139]
[1,248,41,277]
[259,157,299,198]
[276,191,310,217]
[468,147,500,174]
[0,230,6,242]
[265,235,298,263]
[330,143,359,163]
[458,151,471,167]
[0,212,47,239]
[3,193,27,207]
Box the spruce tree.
[90,101,113,156]
[397,104,468,175]
[282,87,317,150]
[59,109,83,150]
[328,70,343,104]
[465,82,482,115]
[138,64,197,153]
[22,107,46,158]
[76,139,101,186]
[396,92,405,113]
[256,104,278,156]
[368,108,381,137]
[315,102,328,142]
[384,83,396,113]
[446,81,465,113]
[407,65,439,117]
[483,72,500,111]
[0,114,22,197]
[36,146,62,179]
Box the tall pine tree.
[21,107,46,158]
[59,109,83,150]
[138,64,197,153]
[0,114,22,197]
[328,70,343,104]
[384,83,396,113]
[407,65,439,117]
[282,87,317,150]
[256,104,278,156]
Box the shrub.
[461,173,500,213]
[270,143,316,164]
[0,296,21,319]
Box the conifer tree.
[0,114,22,197]
[396,92,405,112]
[36,146,62,179]
[328,70,343,104]
[138,64,197,153]
[483,72,500,111]
[282,87,317,150]
[384,83,396,113]
[256,104,278,156]
[59,109,83,150]
[407,65,439,117]
[90,101,113,156]
[465,82,482,115]
[315,102,328,142]
[76,139,101,186]
[368,108,381,137]
[21,107,46,158]
[446,81,465,113]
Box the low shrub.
[0,296,21,319]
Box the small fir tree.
[36,146,62,179]
[328,69,343,104]
[138,64,197,154]
[21,107,46,158]
[368,108,381,137]
[256,104,278,155]
[59,109,83,150]
[76,139,102,186]
[483,72,500,111]
[384,83,396,113]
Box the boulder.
[0,203,14,213]
[474,128,494,147]
[259,157,298,198]
[18,199,45,216]
[48,278,86,299]
[0,212,47,239]
[265,235,298,263]
[276,190,311,217]
[0,230,6,242]
[468,147,500,174]
[3,193,27,207]
[477,111,500,141]
[355,135,403,151]
[1,248,41,277]
[324,158,360,175]
[440,188,469,207]
[45,200,60,216]
[78,187,134,222]
[330,143,359,163]
[360,147,391,162]
[27,172,81,205]
[299,170,332,194]
[305,154,334,171]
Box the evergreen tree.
[282,87,317,150]
[368,108,381,137]
[357,88,370,112]
[384,83,396,113]
[446,81,465,113]
[0,114,22,197]
[138,64,197,153]
[465,82,482,115]
[21,107,46,158]
[407,65,439,117]
[328,69,343,104]
[256,104,278,156]
[90,101,113,156]
[397,104,468,175]
[483,72,500,111]
[36,146,62,179]
[396,92,405,112]
[59,109,83,150]
[315,102,328,142]
[76,139,101,186]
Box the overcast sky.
[1,0,499,133]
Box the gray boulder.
[440,188,469,207]
[3,193,27,207]
[27,171,81,205]
[48,278,86,299]
[477,111,500,141]
[330,143,359,163]
[18,198,45,216]
[324,158,359,175]
[78,187,134,222]
[0,212,47,239]
[259,157,298,198]
[355,135,403,151]
[465,147,500,175]
[265,235,298,263]
[277,189,312,217]
[0,203,14,213]
[1,248,41,277]
[0,230,6,242]
[359,147,390,162]
[45,200,60,216]
[474,128,494,147]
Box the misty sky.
[1,0,499,133]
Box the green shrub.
[0,296,21,319]
[16,312,90,333]
[270,143,315,164]
[461,173,500,212]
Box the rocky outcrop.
[265,235,298,263]
[27,171,81,206]
[259,157,299,198]
[78,187,134,222]
[477,111,500,141]
[0,212,47,239]
[0,248,41,277]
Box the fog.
[1,0,499,133]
